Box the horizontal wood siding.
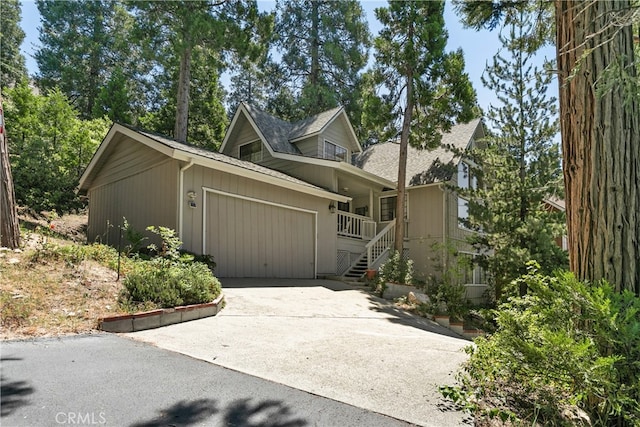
[180,164,337,276]
[322,116,357,154]
[87,159,178,245]
[221,114,261,158]
[295,135,321,157]
[254,151,296,172]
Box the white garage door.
[204,189,316,278]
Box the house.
[79,103,485,286]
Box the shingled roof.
[242,102,344,154]
[355,118,483,187]
[136,128,327,191]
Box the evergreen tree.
[139,46,228,150]
[455,0,640,295]
[460,13,567,300]
[35,0,142,120]
[367,0,476,253]
[270,0,371,124]
[0,0,27,87]
[130,0,270,143]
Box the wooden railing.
[365,219,395,269]
[337,211,376,240]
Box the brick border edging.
[99,294,225,333]
[433,315,485,340]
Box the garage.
[203,188,316,278]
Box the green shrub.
[441,263,640,426]
[119,226,221,309]
[121,260,221,308]
[379,250,414,284]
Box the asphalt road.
[1,334,413,427]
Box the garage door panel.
[205,191,315,278]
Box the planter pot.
[449,321,464,335]
[433,315,450,328]
[365,269,377,280]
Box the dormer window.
[324,140,347,162]
[239,140,262,162]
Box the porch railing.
[365,219,395,269]
[337,211,376,240]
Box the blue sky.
[18,0,557,116]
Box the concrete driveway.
[127,279,471,426]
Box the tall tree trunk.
[394,74,413,253]
[174,46,192,143]
[0,100,20,249]
[310,0,320,96]
[555,0,640,294]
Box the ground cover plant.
[1,214,221,339]
[440,263,640,426]
[119,225,221,309]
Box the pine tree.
[0,0,27,87]
[455,0,640,295]
[367,0,476,253]
[130,0,269,143]
[35,0,142,120]
[270,0,371,124]
[461,12,567,300]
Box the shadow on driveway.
[1,357,35,417]
[365,293,465,339]
[219,277,465,339]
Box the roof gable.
[221,103,361,157]
[356,118,484,187]
[79,123,349,202]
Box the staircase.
[342,220,395,279]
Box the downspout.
[178,159,195,240]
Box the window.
[457,161,477,190]
[239,140,262,162]
[380,196,397,222]
[457,253,486,285]
[324,140,347,162]
[458,197,469,228]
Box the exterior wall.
[294,135,322,157]
[87,157,179,245]
[405,185,446,280]
[322,116,359,155]
[285,163,337,192]
[90,134,168,188]
[180,164,338,276]
[220,114,260,158]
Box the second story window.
[324,140,347,161]
[239,140,262,162]
[458,161,477,190]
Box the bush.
[441,263,640,426]
[119,226,221,309]
[121,260,221,308]
[379,250,414,284]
